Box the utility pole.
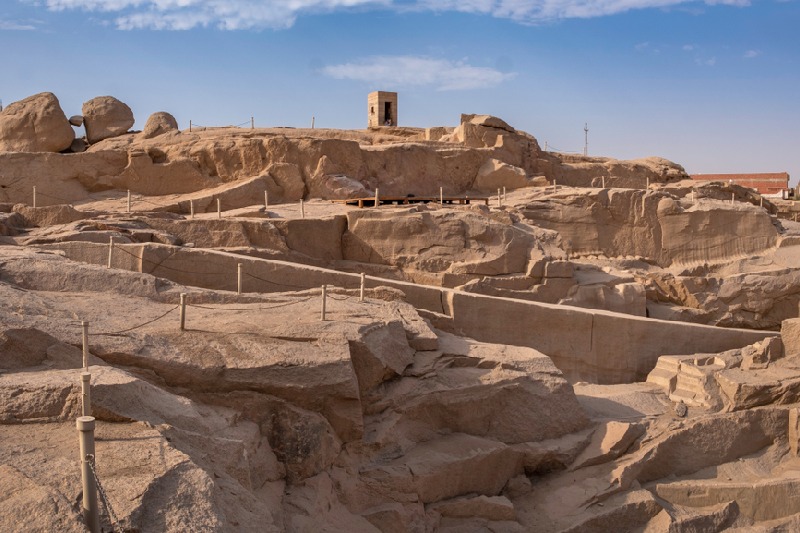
[583,123,589,156]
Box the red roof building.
[690,172,790,195]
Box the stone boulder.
[82,96,135,144]
[0,92,74,153]
[142,111,179,139]
[68,138,87,153]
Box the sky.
[2,0,798,184]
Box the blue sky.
[2,1,798,184]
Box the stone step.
[646,355,690,393]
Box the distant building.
[368,91,397,128]
[690,172,790,196]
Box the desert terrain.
[2,92,800,532]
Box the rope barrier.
[112,245,232,278]
[243,271,311,290]
[88,305,180,337]
[547,145,582,155]
[189,118,253,129]
[186,297,313,312]
[112,242,332,294]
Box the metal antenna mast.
[583,123,589,156]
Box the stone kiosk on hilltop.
[368,90,398,127]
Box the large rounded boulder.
[142,111,179,139]
[82,96,135,144]
[0,92,74,153]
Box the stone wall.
[41,241,775,383]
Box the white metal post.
[81,321,89,370]
[237,263,242,295]
[32,186,36,208]
[300,199,305,219]
[360,273,365,302]
[217,198,221,219]
[321,285,327,321]
[127,190,131,213]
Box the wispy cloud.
[322,55,516,91]
[743,49,761,59]
[695,56,716,66]
[27,0,753,30]
[682,44,695,51]
[0,18,37,30]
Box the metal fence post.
[107,236,114,269]
[77,416,100,533]
[81,373,92,417]
[180,293,187,331]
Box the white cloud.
[27,0,753,30]
[410,0,751,22]
[322,55,517,91]
[743,49,760,59]
[682,44,695,51]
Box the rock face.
[6,103,800,531]
[473,158,530,190]
[142,111,179,139]
[519,188,778,267]
[0,248,593,531]
[0,92,74,153]
[82,96,135,144]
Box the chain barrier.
[85,454,122,533]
